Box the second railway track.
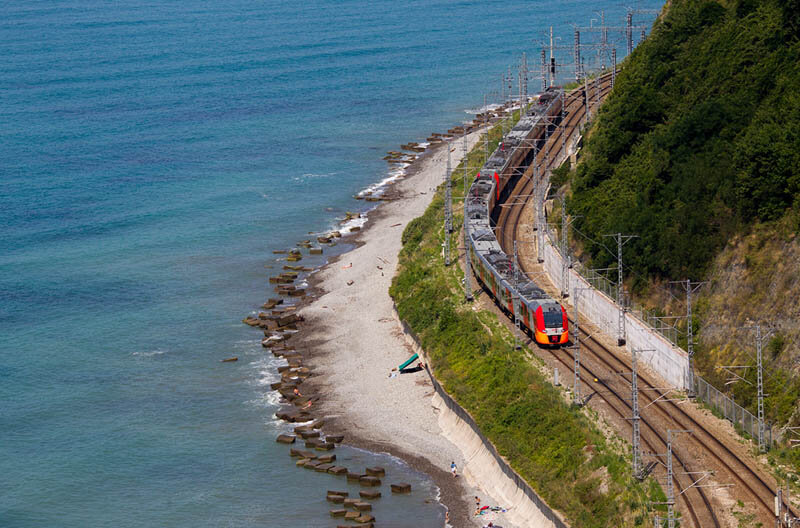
[489,75,790,526]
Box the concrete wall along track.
[540,242,689,390]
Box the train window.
[543,308,563,328]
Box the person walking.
[450,461,457,477]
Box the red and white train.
[465,88,569,346]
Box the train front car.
[533,302,569,346]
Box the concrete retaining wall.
[398,314,568,528]
[542,236,688,389]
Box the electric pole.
[573,286,582,405]
[484,93,489,161]
[632,347,642,478]
[667,430,676,528]
[606,233,637,346]
[612,47,617,87]
[540,48,547,91]
[549,26,555,88]
[560,200,572,298]
[670,279,705,396]
[463,130,473,301]
[757,324,766,452]
[626,11,633,55]
[444,139,452,266]
[513,240,521,349]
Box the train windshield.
[542,307,563,328]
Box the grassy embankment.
[548,0,800,477]
[390,113,666,527]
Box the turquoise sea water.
[1,1,660,526]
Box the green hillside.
[567,0,800,283]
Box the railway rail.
[488,75,793,526]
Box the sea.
[0,1,661,526]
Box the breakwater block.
[306,439,333,450]
[390,483,411,493]
[317,454,336,463]
[303,460,321,470]
[296,458,311,467]
[346,472,363,482]
[220,357,238,362]
[327,490,348,497]
[356,514,375,523]
[344,511,360,520]
[275,434,295,444]
[290,449,315,459]
[359,476,381,487]
[328,466,348,475]
[354,502,372,511]
[365,466,384,477]
[299,430,320,439]
[309,247,323,255]
[325,434,344,444]
[315,463,334,472]
[330,509,347,517]
[359,490,381,499]
[327,495,345,504]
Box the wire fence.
[545,225,680,345]
[543,205,774,447]
[694,375,774,446]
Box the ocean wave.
[357,165,407,197]
[132,348,167,357]
[291,171,338,183]
[465,102,503,114]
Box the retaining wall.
[542,237,688,389]
[398,314,568,528]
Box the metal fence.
[544,224,680,345]
[535,121,780,448]
[693,375,774,446]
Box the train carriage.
[465,88,569,347]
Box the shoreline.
[294,131,519,527]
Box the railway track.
[490,76,792,526]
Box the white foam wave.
[132,349,167,357]
[465,102,503,114]
[291,171,338,183]
[340,215,368,235]
[357,166,408,197]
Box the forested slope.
[559,0,800,454]
[569,0,800,282]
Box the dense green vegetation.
[566,0,800,284]
[390,118,664,526]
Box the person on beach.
[450,461,457,477]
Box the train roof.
[466,91,563,308]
